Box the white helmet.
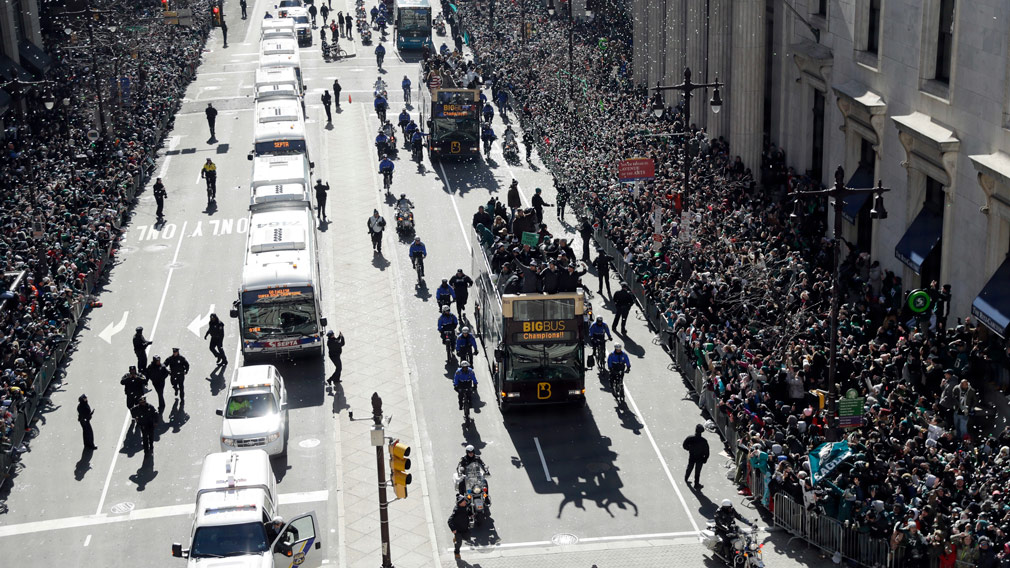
[614,344,623,351]
[465,445,474,453]
[461,361,470,368]
[441,305,450,313]
[462,327,470,334]
[721,499,732,508]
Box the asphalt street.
[0,0,826,566]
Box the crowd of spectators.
[458,1,1010,565]
[1,0,210,464]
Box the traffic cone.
[349,94,352,103]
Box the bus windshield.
[191,522,269,558]
[241,287,318,340]
[398,8,429,32]
[433,117,478,142]
[507,343,583,382]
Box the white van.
[249,154,312,210]
[171,451,322,567]
[261,18,297,42]
[255,67,302,101]
[217,365,289,456]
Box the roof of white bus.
[251,154,310,187]
[256,67,299,86]
[260,38,298,56]
[262,19,296,31]
[242,209,315,290]
[253,120,307,144]
[259,51,302,69]
[396,0,431,7]
[256,97,302,123]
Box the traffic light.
[389,439,412,499]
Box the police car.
[217,365,288,457]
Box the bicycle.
[457,384,474,419]
[382,169,393,191]
[590,335,606,371]
[331,44,348,59]
[412,253,424,283]
[403,88,411,105]
[457,345,474,367]
[608,362,626,406]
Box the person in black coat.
[77,394,97,450]
[531,187,552,224]
[471,205,492,230]
[144,356,169,411]
[593,249,613,297]
[579,219,594,262]
[682,424,710,487]
[448,496,471,559]
[539,261,562,294]
[165,348,190,400]
[133,326,152,371]
[326,331,344,385]
[120,366,147,412]
[612,283,636,334]
[204,313,227,364]
[557,262,587,293]
[449,269,473,314]
[135,399,158,455]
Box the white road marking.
[97,310,130,344]
[624,390,701,534]
[533,436,552,482]
[435,161,473,252]
[0,491,329,538]
[94,221,187,517]
[450,530,701,553]
[157,136,181,179]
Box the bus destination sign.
[509,320,578,343]
[434,103,477,118]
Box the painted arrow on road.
[98,311,130,344]
[187,304,215,337]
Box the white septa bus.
[231,207,326,359]
[251,95,312,164]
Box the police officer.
[165,348,191,400]
[133,326,152,371]
[332,78,342,109]
[448,495,470,560]
[153,178,167,220]
[205,103,218,139]
[326,330,344,385]
[337,11,345,36]
[555,181,569,220]
[78,394,97,450]
[204,313,227,364]
[321,90,333,124]
[448,269,473,315]
[531,187,552,225]
[314,179,330,222]
[239,0,247,19]
[201,158,218,203]
[120,366,147,423]
[612,283,635,334]
[682,424,710,488]
[593,248,613,297]
[579,218,594,262]
[144,355,169,411]
[135,398,158,455]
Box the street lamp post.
[649,67,723,211]
[788,166,890,441]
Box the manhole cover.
[586,462,612,474]
[110,502,135,515]
[552,533,579,546]
[299,438,320,448]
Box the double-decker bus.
[230,207,327,359]
[418,78,481,159]
[471,228,590,411]
[394,0,431,50]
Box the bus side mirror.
[494,348,504,362]
[309,161,315,170]
[426,120,433,129]
[320,317,328,327]
[247,152,254,161]
[229,307,238,318]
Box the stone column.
[685,0,706,129]
[729,0,766,173]
[632,0,648,86]
[661,0,683,106]
[707,0,731,141]
[648,0,665,87]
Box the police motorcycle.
[502,130,519,161]
[395,195,414,235]
[434,14,446,35]
[701,517,765,568]
[453,462,490,528]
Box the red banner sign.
[618,158,655,182]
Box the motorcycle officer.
[435,279,455,310]
[374,76,388,95]
[503,125,517,153]
[456,444,490,503]
[455,327,478,362]
[714,499,750,559]
[375,130,390,159]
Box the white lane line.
[0,490,330,538]
[94,221,188,517]
[449,530,701,553]
[624,390,701,534]
[532,437,552,483]
[435,161,473,252]
[157,136,181,180]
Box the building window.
[816,0,827,16]
[935,0,955,83]
[867,0,881,54]
[925,176,945,215]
